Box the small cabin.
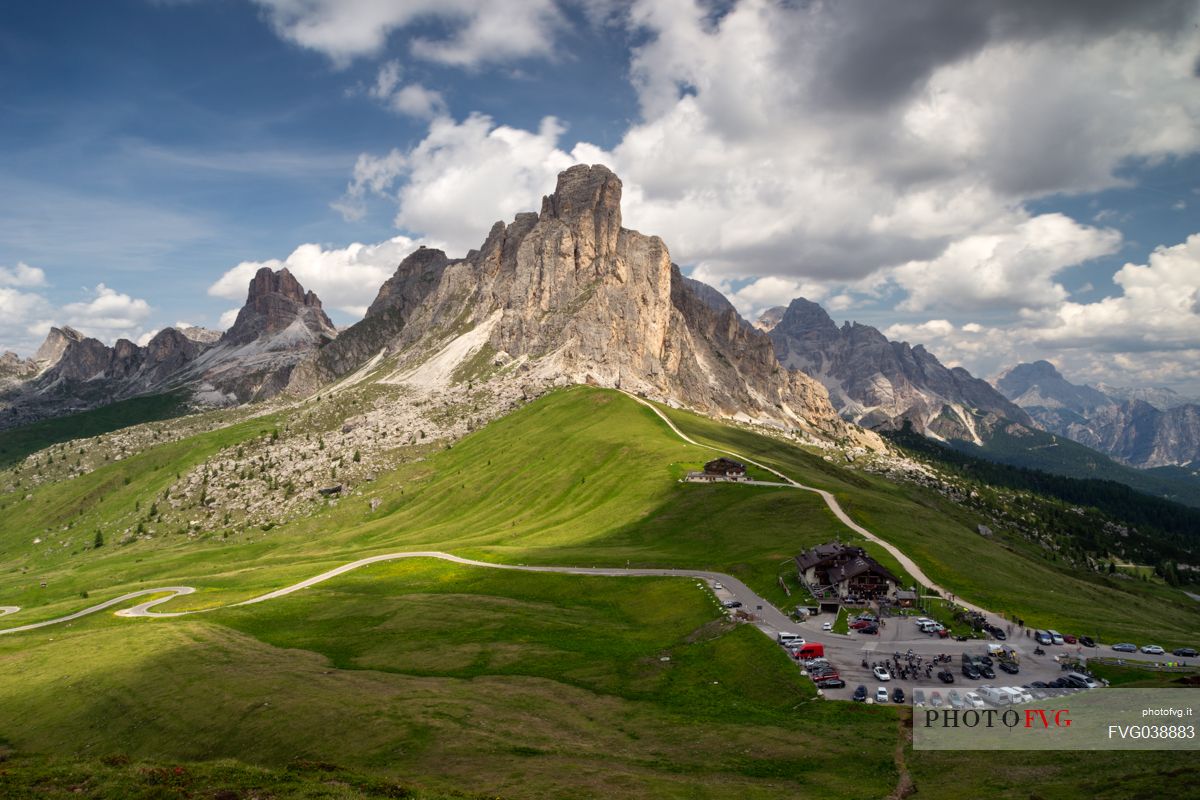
[703,458,747,478]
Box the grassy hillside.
[659,403,1200,648]
[0,391,189,470]
[960,424,1200,507]
[1,385,1193,797]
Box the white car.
[1141,644,1165,655]
[873,665,891,682]
[821,622,833,631]
[713,581,724,590]
[875,686,889,703]
[964,692,985,709]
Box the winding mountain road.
[623,393,990,616]
[2,391,998,636]
[0,552,790,636]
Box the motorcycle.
[1033,646,1045,655]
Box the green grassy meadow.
[0,385,1196,797]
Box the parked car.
[998,660,1019,675]
[979,665,996,680]
[815,677,845,689]
[1173,647,1198,658]
[853,685,867,702]
[873,665,892,682]
[892,687,905,704]
[859,624,879,635]
[962,663,981,679]
[821,621,833,631]
[964,691,985,709]
[849,620,873,630]
[1023,684,1048,700]
[979,655,994,666]
[875,687,889,703]
[948,690,965,709]
[937,669,955,684]
[1141,644,1165,655]
[913,689,927,707]
[1034,631,1053,645]
[1062,634,1077,644]
[1079,636,1096,648]
[1111,642,1137,653]
[1064,672,1100,689]
[722,600,742,609]
[1048,630,1065,646]
[929,690,944,707]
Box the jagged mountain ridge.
[994,361,1200,468]
[758,298,1031,444]
[291,164,870,443]
[0,267,337,428]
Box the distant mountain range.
[756,298,1031,445]
[995,360,1200,469]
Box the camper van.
[777,632,804,645]
[979,685,1011,706]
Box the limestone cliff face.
[296,164,867,442]
[222,267,336,348]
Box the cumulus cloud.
[58,283,153,342]
[334,114,601,254]
[891,213,1122,312]
[1025,233,1200,353]
[0,287,55,353]
[208,236,428,318]
[366,60,448,119]
[0,262,48,288]
[251,0,565,67]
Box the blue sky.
[2,0,1199,391]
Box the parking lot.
[704,580,1185,705]
[774,609,1168,704]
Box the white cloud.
[0,262,47,288]
[218,308,241,330]
[208,235,428,318]
[1025,233,1200,354]
[335,113,597,254]
[366,60,448,119]
[251,0,565,67]
[58,283,153,343]
[890,213,1122,312]
[0,288,54,353]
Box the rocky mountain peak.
[754,306,786,332]
[539,164,623,263]
[222,267,337,348]
[780,297,839,334]
[34,326,85,366]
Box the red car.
[849,620,873,630]
[1063,634,1078,644]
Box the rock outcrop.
[761,298,1031,444]
[293,164,868,442]
[995,361,1200,467]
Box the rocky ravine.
[292,164,873,446]
[758,298,1030,445]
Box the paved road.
[0,552,787,636]
[622,392,988,614]
[0,606,19,618]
